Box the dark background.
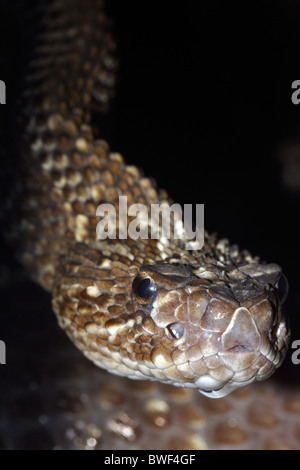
[106,0,300,352]
[0,0,300,448]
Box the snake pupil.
[137,278,151,299]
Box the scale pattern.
[4,0,295,449]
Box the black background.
[106,0,300,353]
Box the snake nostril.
[167,322,185,339]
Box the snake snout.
[221,307,260,354]
[198,302,289,398]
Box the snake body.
[9,0,290,405]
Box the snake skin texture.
[0,290,299,451]
[9,0,290,398]
[2,0,298,450]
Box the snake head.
[130,262,290,398]
[53,244,290,399]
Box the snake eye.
[132,276,157,307]
[276,274,289,304]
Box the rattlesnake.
[2,0,296,450]
[8,0,290,398]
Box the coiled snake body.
[8,0,290,431]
